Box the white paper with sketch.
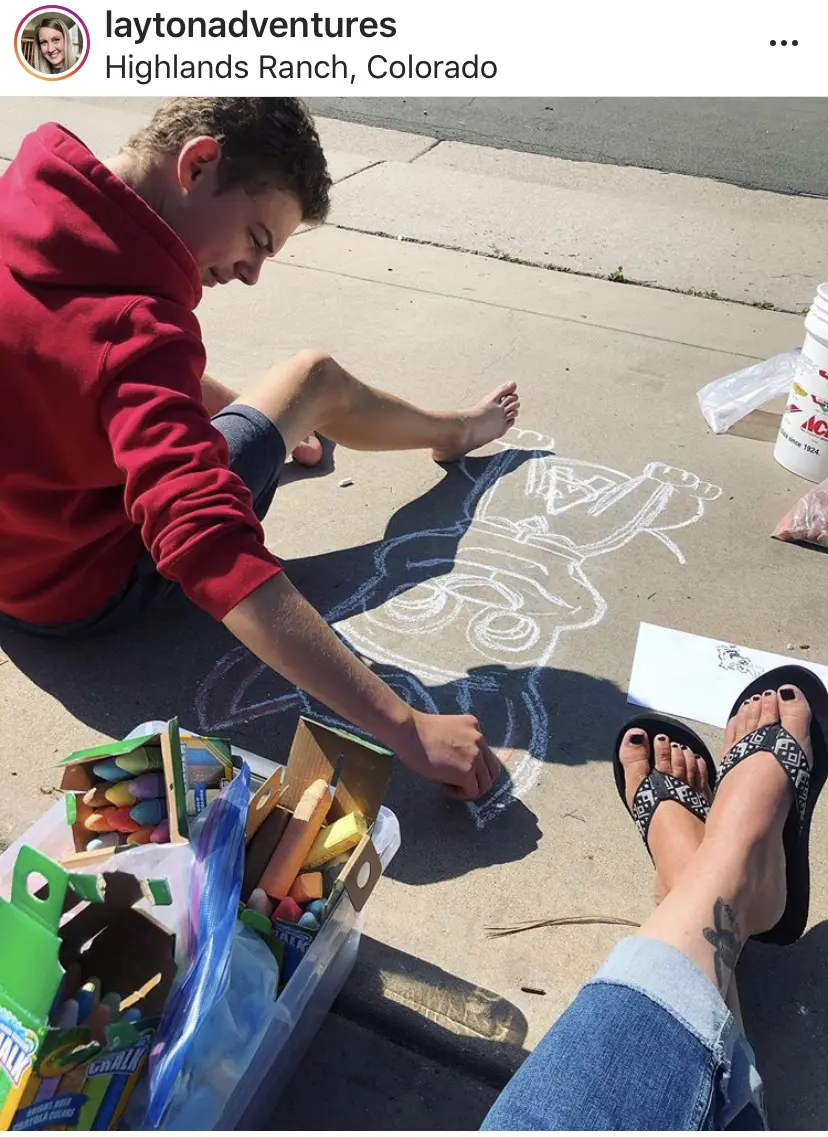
[627,622,828,728]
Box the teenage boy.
[0,98,520,801]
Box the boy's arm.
[200,373,238,416]
[223,572,500,801]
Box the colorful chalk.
[91,758,132,783]
[103,782,137,807]
[150,818,170,844]
[125,826,155,846]
[127,772,165,800]
[272,897,303,925]
[84,1001,111,1044]
[83,785,113,809]
[129,799,165,826]
[121,1007,142,1024]
[55,998,79,1030]
[259,779,332,900]
[75,978,100,1024]
[85,810,116,833]
[302,812,367,870]
[85,833,121,852]
[104,807,141,833]
[93,748,162,782]
[288,872,324,905]
[297,912,319,931]
[306,899,327,922]
[247,889,274,918]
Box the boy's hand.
[394,710,502,800]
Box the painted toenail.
[670,742,680,749]
[743,699,751,706]
[763,690,773,696]
[629,733,646,745]
[780,687,796,702]
[656,734,667,741]
[751,695,760,702]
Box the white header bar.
[1,0,823,96]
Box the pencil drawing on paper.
[716,644,763,680]
[196,426,723,827]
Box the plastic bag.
[151,925,278,1130]
[697,349,800,434]
[142,762,251,1129]
[772,478,828,547]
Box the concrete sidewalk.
[1,98,827,1130]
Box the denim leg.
[482,937,766,1132]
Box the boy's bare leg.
[236,349,520,460]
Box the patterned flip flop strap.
[717,723,810,834]
[631,770,710,846]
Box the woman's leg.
[482,688,810,1131]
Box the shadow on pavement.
[0,447,630,887]
[738,920,828,1130]
[275,934,527,1130]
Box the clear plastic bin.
[0,722,401,1130]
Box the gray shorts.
[0,405,286,639]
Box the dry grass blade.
[485,915,641,939]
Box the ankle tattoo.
[703,897,742,987]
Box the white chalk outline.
[196,427,722,828]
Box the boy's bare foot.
[618,728,712,904]
[432,382,520,462]
[291,432,324,467]
[705,686,812,938]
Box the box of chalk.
[57,719,191,868]
[0,844,175,1131]
[236,717,393,994]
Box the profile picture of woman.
[16,7,89,79]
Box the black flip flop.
[614,714,716,856]
[715,665,828,946]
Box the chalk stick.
[49,962,82,1024]
[259,780,332,900]
[85,810,117,833]
[114,748,163,775]
[247,888,274,918]
[297,912,319,931]
[84,1002,111,1044]
[83,785,112,809]
[288,872,323,905]
[127,772,166,800]
[121,1007,142,1024]
[125,826,155,846]
[104,781,137,807]
[92,758,133,783]
[55,998,79,1029]
[272,897,302,924]
[85,833,121,851]
[302,812,367,870]
[104,807,141,833]
[129,799,165,826]
[241,807,291,901]
[75,978,100,1024]
[306,899,327,922]
[150,818,170,844]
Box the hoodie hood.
[0,123,202,308]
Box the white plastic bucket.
[774,283,828,481]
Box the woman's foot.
[636,685,812,995]
[432,382,520,462]
[291,432,324,467]
[705,685,812,938]
[618,729,712,903]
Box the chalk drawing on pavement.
[196,426,722,827]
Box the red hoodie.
[0,124,282,625]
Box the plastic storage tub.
[0,722,401,1130]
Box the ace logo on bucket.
[801,414,828,440]
[14,6,90,79]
